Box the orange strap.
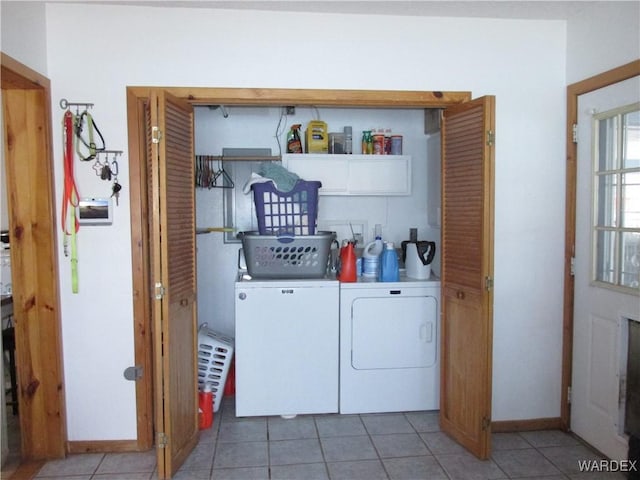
[62,110,79,234]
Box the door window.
[593,105,640,291]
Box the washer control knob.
[238,292,247,300]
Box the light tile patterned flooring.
[30,396,626,480]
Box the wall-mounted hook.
[59,98,94,110]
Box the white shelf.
[283,154,411,196]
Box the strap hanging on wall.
[61,106,80,293]
[59,99,126,293]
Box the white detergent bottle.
[362,224,383,278]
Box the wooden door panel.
[441,286,487,452]
[148,90,198,479]
[440,96,495,459]
[2,81,66,458]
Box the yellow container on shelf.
[305,120,328,153]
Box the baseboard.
[67,440,144,454]
[492,417,563,433]
[8,460,45,480]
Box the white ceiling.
[78,0,618,21]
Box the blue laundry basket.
[252,180,321,236]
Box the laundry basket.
[252,180,321,236]
[240,231,335,279]
[197,324,234,412]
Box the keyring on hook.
[92,156,103,177]
[111,158,119,177]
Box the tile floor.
[25,396,627,480]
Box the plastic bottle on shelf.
[379,242,400,282]
[286,124,303,153]
[361,130,373,154]
[384,128,392,155]
[198,383,214,430]
[344,126,353,154]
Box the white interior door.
[572,75,640,460]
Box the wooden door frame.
[1,52,66,459]
[126,86,471,446]
[561,59,640,430]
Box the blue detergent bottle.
[379,242,400,282]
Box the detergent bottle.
[362,225,383,278]
[198,383,214,430]
[338,241,357,282]
[379,242,400,282]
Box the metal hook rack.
[59,98,94,110]
[96,150,123,157]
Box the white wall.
[0,2,597,439]
[566,1,640,83]
[0,1,48,75]
[194,106,434,336]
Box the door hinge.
[572,123,578,143]
[157,432,168,448]
[152,126,163,144]
[486,130,495,146]
[485,276,494,291]
[482,416,492,431]
[570,256,575,276]
[154,282,166,300]
[567,385,572,404]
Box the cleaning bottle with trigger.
[362,224,383,278]
[286,124,303,153]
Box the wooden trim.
[7,460,45,480]
[492,417,563,433]
[126,85,472,450]
[126,86,471,108]
[126,90,154,450]
[0,52,49,90]
[1,52,66,460]
[561,59,640,430]
[66,440,143,454]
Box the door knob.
[456,290,465,300]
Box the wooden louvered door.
[147,90,199,479]
[439,96,495,459]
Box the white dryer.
[339,275,440,414]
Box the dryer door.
[351,295,437,370]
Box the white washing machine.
[235,274,340,417]
[339,275,441,414]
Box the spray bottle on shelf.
[286,124,303,153]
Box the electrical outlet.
[285,106,295,115]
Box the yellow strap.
[70,205,79,294]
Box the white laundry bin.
[197,323,234,412]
